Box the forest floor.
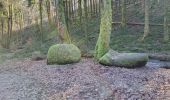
[0,58,170,100]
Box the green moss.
[47,44,81,65]
[99,49,119,66]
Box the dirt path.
[0,58,170,100]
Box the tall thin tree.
[121,0,126,28]
[142,0,150,41]
[163,0,169,41]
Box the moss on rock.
[99,49,119,65]
[99,50,149,68]
[47,44,81,65]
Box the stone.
[99,50,148,68]
[47,44,81,65]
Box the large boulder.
[47,44,81,65]
[99,50,149,68]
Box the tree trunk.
[19,11,24,44]
[0,13,4,41]
[78,0,82,30]
[54,0,58,23]
[46,0,52,26]
[95,0,112,60]
[6,4,13,49]
[10,4,13,40]
[163,0,169,41]
[93,0,96,15]
[142,0,150,41]
[58,0,72,43]
[1,16,4,45]
[39,0,43,41]
[121,0,126,28]
[84,0,88,46]
[90,0,93,17]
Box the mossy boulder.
[47,44,81,65]
[99,50,149,68]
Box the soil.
[0,58,170,100]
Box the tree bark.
[95,0,112,60]
[46,0,52,26]
[78,0,82,30]
[163,0,169,41]
[121,0,126,28]
[142,0,150,41]
[58,0,72,43]
[39,0,43,41]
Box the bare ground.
[0,58,170,100]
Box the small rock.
[31,51,46,61]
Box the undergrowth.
[0,15,170,62]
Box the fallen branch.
[112,22,170,26]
